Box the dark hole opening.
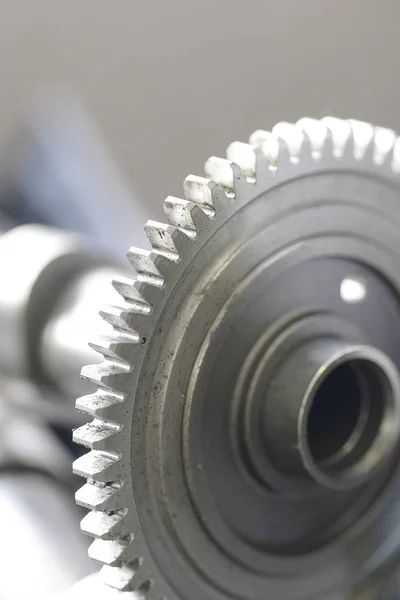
[307,363,362,463]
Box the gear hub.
[74,117,400,599]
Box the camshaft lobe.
[39,265,123,398]
[0,224,124,399]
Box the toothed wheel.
[74,117,400,599]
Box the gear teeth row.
[247,118,399,169]
[75,117,400,595]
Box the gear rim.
[73,117,400,599]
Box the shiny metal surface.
[40,266,123,398]
[0,223,124,401]
[265,341,400,490]
[73,116,400,598]
[2,116,400,598]
[0,223,103,380]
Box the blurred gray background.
[0,0,398,221]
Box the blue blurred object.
[0,88,148,258]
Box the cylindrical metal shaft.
[39,266,122,398]
[0,224,125,400]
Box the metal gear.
[73,117,400,599]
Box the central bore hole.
[307,363,362,463]
[306,357,389,472]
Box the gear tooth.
[296,118,328,157]
[342,130,356,158]
[373,126,396,165]
[361,135,375,164]
[111,277,152,314]
[226,141,256,178]
[100,561,150,593]
[76,482,125,512]
[80,509,128,540]
[272,122,305,161]
[321,127,334,156]
[164,196,197,236]
[89,332,139,362]
[76,392,126,422]
[321,117,352,157]
[298,129,313,157]
[100,563,136,591]
[147,252,177,281]
[81,361,130,390]
[188,203,214,233]
[249,129,280,167]
[145,220,189,258]
[73,450,121,481]
[89,538,135,566]
[73,420,121,451]
[183,174,216,210]
[204,156,237,190]
[249,129,270,149]
[348,119,374,159]
[126,248,164,285]
[99,304,139,333]
[252,148,274,183]
[276,137,293,164]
